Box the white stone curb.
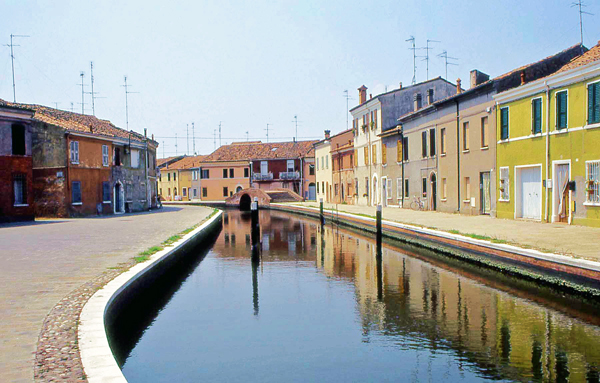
[78,210,222,383]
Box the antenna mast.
[79,72,85,114]
[192,122,196,154]
[186,124,189,155]
[219,121,222,147]
[437,50,458,80]
[572,1,593,45]
[422,39,440,80]
[213,129,217,150]
[175,133,178,156]
[406,36,424,85]
[121,76,139,131]
[265,123,272,142]
[4,34,29,102]
[344,90,353,130]
[246,131,249,141]
[293,115,298,141]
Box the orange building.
[330,129,354,204]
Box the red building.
[0,101,35,222]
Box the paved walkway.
[297,202,600,261]
[0,205,213,383]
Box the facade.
[0,102,35,222]
[494,43,600,226]
[158,155,204,201]
[330,129,354,204]
[351,78,457,206]
[314,132,332,202]
[6,101,158,217]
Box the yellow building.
[494,43,600,226]
[157,155,204,201]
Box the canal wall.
[270,203,600,299]
[78,210,223,383]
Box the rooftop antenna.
[422,39,440,80]
[70,102,74,112]
[437,50,458,80]
[213,129,217,150]
[219,121,222,147]
[186,123,189,155]
[163,140,165,158]
[53,102,59,109]
[175,133,178,156]
[293,115,298,141]
[343,90,353,130]
[86,62,103,116]
[572,0,593,45]
[265,123,272,142]
[406,36,425,85]
[192,122,196,154]
[4,34,29,102]
[121,76,139,131]
[246,131,249,141]
[79,72,86,114]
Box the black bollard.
[376,204,382,250]
[251,197,260,261]
[319,198,325,226]
[252,256,259,316]
[376,244,383,302]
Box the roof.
[167,155,207,170]
[1,99,157,146]
[157,156,183,168]
[202,140,317,162]
[555,41,600,73]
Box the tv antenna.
[78,72,86,114]
[213,129,217,150]
[406,36,425,84]
[53,102,59,109]
[121,76,139,131]
[265,123,272,142]
[175,133,178,156]
[343,90,353,130]
[86,62,104,116]
[422,39,440,80]
[292,115,299,141]
[192,122,196,154]
[218,121,223,147]
[572,1,593,45]
[70,102,74,112]
[438,50,458,80]
[246,131,249,141]
[4,34,29,102]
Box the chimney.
[399,82,403,90]
[358,85,367,104]
[370,93,373,99]
[144,127,147,137]
[520,72,526,85]
[152,134,154,140]
[470,70,490,88]
[324,130,331,140]
[413,93,422,110]
[426,89,434,104]
[456,79,462,94]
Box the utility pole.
[438,50,458,80]
[5,34,29,102]
[121,76,139,131]
[422,39,440,80]
[79,72,85,114]
[186,124,189,155]
[265,123,272,142]
[572,1,593,45]
[343,90,353,130]
[192,122,196,154]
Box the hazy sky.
[2,0,599,157]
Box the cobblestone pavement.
[0,205,213,383]
[297,202,600,261]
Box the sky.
[2,0,599,157]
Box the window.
[373,109,378,129]
[355,178,359,195]
[168,188,171,196]
[173,172,176,181]
[317,182,320,193]
[102,145,109,166]
[532,98,542,134]
[309,164,315,176]
[404,179,409,198]
[586,161,600,204]
[223,169,228,178]
[13,174,26,205]
[397,140,402,162]
[159,188,162,196]
[499,167,509,201]
[403,137,409,161]
[481,117,489,148]
[167,173,171,181]
[429,129,436,157]
[372,144,377,164]
[114,147,121,166]
[442,178,447,200]
[441,128,446,154]
[70,141,79,164]
[229,168,234,178]
[126,183,133,200]
[463,122,470,151]
[464,177,471,200]
[321,181,324,194]
[223,187,228,197]
[192,170,198,181]
[202,187,207,197]
[287,160,294,172]
[261,161,268,174]
[244,168,249,178]
[354,150,358,166]
[588,82,600,124]
[202,169,209,179]
[316,157,319,170]
[500,107,509,140]
[335,184,339,196]
[72,181,82,204]
[382,144,387,164]
[557,91,568,130]
[421,131,427,158]
[193,188,197,197]
[183,188,187,197]
[422,177,427,197]
[325,156,329,169]
[386,178,391,199]
[12,124,25,155]
[397,178,402,200]
[131,149,140,168]
[159,173,161,182]
[364,146,369,165]
[102,182,110,202]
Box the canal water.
[112,210,600,382]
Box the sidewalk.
[0,205,214,383]
[296,202,600,261]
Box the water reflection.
[119,210,600,383]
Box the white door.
[261,161,268,175]
[520,167,541,219]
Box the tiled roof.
[157,156,179,167]
[168,155,207,170]
[555,41,600,73]
[202,140,317,162]
[1,99,157,146]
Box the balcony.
[253,172,274,181]
[279,171,300,180]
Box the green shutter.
[501,108,509,139]
[594,83,600,124]
[588,84,594,123]
[533,99,541,134]
[557,91,567,129]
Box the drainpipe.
[544,81,550,223]
[144,128,149,209]
[300,157,304,200]
[65,132,70,213]
[455,99,461,212]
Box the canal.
[110,209,600,382]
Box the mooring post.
[251,197,260,261]
[376,204,383,301]
[320,198,325,225]
[376,204,382,251]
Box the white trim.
[554,88,569,131]
[551,159,571,223]
[499,166,510,202]
[67,131,151,149]
[72,202,83,206]
[13,204,29,207]
[514,164,543,221]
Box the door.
[480,172,491,215]
[519,167,541,220]
[381,178,387,207]
[431,173,437,211]
[556,164,570,223]
[308,183,316,200]
[260,161,268,175]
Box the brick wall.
[0,156,34,222]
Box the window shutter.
[421,131,427,158]
[364,146,369,165]
[558,92,567,129]
[588,84,594,124]
[429,129,436,157]
[594,83,600,124]
[501,108,509,139]
[382,144,387,164]
[397,140,402,162]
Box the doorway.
[516,166,542,220]
[114,182,125,214]
[480,171,491,215]
[553,162,570,223]
[308,183,316,200]
[430,173,437,211]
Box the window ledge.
[71,162,80,165]
[463,199,471,203]
[498,198,510,202]
[480,146,489,151]
[440,153,446,157]
[102,201,111,204]
[553,128,568,135]
[498,139,509,144]
[13,204,29,207]
[583,202,600,207]
[585,122,600,130]
[440,199,447,202]
[382,164,387,167]
[462,150,470,154]
[72,202,82,206]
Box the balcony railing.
[279,171,300,180]
[253,172,274,181]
